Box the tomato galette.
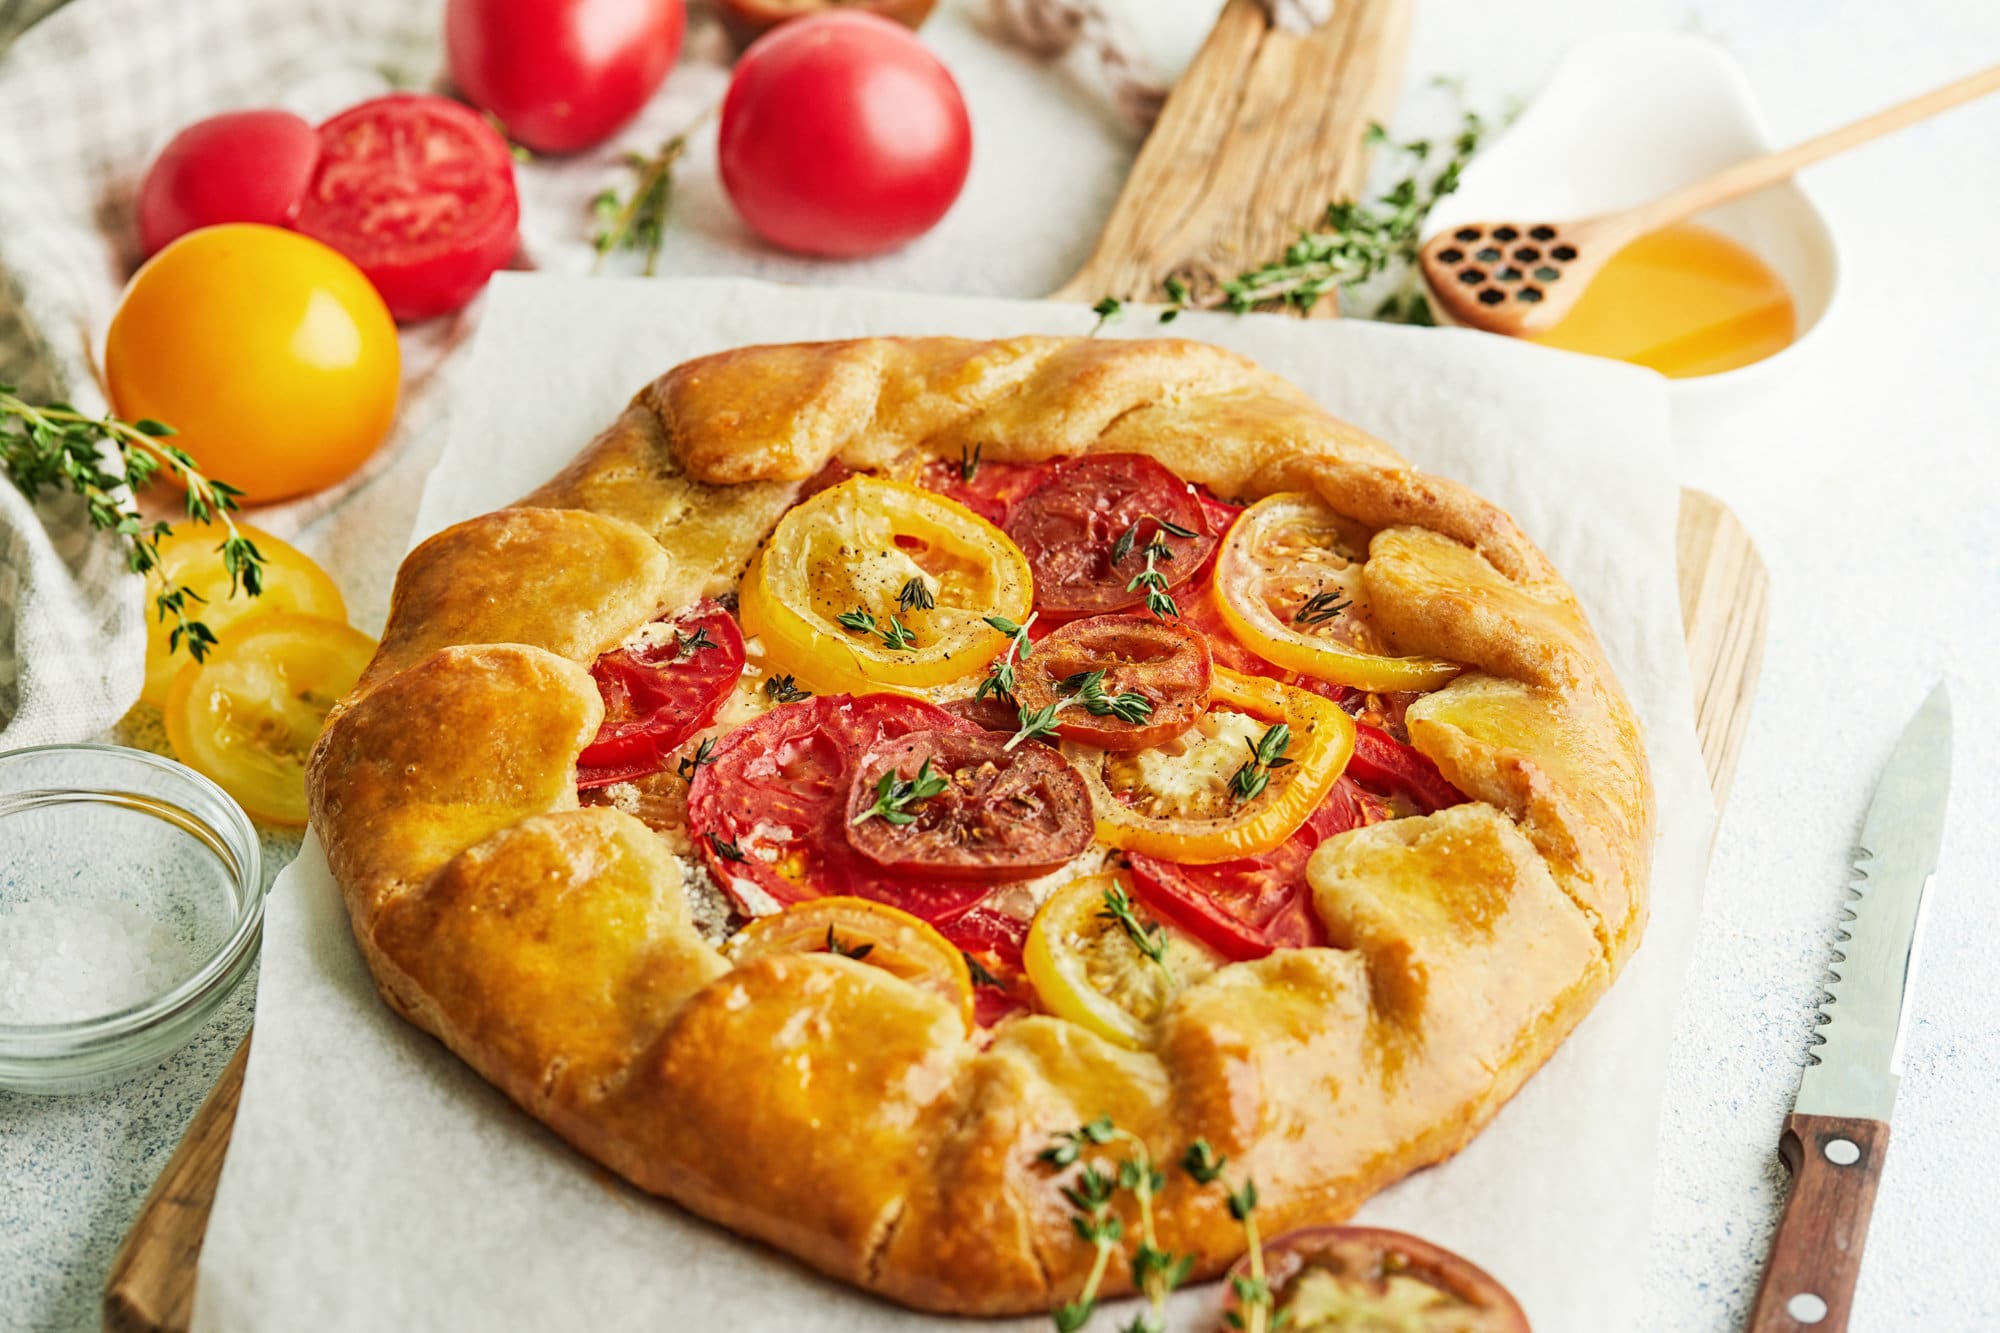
[309,336,1652,1315]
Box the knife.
[1748,681,1953,1332]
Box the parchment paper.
[194,276,1715,1333]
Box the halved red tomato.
[1127,777,1392,961]
[1003,454,1218,619]
[1012,614,1211,751]
[576,600,744,788]
[1224,1225,1530,1332]
[845,728,1093,878]
[686,693,995,923]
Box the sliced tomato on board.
[296,94,520,322]
[1003,454,1219,620]
[686,693,995,924]
[576,601,744,788]
[1127,778,1394,961]
[1227,1225,1530,1332]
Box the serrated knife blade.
[1749,680,1953,1333]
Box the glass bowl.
[0,744,263,1094]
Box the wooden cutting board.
[103,3,1771,1329]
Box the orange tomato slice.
[1214,492,1460,692]
[726,895,976,1032]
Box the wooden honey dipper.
[1420,63,2000,336]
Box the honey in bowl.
[1530,221,1796,378]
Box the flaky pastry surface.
[309,336,1654,1313]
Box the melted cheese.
[1109,709,1266,820]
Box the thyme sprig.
[1292,589,1353,626]
[764,673,812,704]
[1088,297,1124,337]
[1230,723,1295,804]
[1125,537,1181,622]
[0,387,264,664]
[1110,516,1197,565]
[1038,1117,1198,1333]
[707,831,746,862]
[1182,1140,1275,1333]
[898,575,937,614]
[590,108,713,276]
[824,927,874,961]
[674,625,718,658]
[837,605,918,651]
[852,757,948,827]
[1114,103,1492,327]
[1097,883,1169,972]
[1006,668,1152,751]
[977,612,1038,705]
[960,444,983,483]
[676,735,717,782]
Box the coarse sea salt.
[0,897,190,1025]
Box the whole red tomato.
[136,110,319,256]
[719,11,971,257]
[445,0,686,155]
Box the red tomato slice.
[1347,721,1466,814]
[936,904,1038,1028]
[1003,454,1219,620]
[913,455,1051,527]
[1175,577,1287,681]
[1012,614,1212,751]
[296,94,520,322]
[576,601,745,788]
[686,693,996,923]
[1229,1225,1530,1332]
[1127,777,1393,961]
[137,110,320,256]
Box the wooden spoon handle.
[1628,63,2000,236]
[1746,1113,1890,1333]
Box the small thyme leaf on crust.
[707,831,746,862]
[763,674,812,704]
[960,443,982,483]
[676,735,717,782]
[1293,589,1354,626]
[977,612,1036,705]
[1,386,264,665]
[897,575,936,614]
[674,625,718,659]
[963,952,1006,988]
[1089,296,1123,336]
[851,757,948,827]
[824,927,874,961]
[1229,723,1295,804]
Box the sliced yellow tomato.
[739,475,1032,695]
[162,613,377,825]
[1215,492,1461,692]
[726,896,975,1033]
[141,522,347,706]
[1023,872,1218,1049]
[1062,667,1354,864]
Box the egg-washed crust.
[308,336,1654,1315]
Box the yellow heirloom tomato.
[727,896,976,1034]
[1024,873,1219,1049]
[1215,492,1461,693]
[1063,667,1354,864]
[163,613,377,825]
[140,522,347,707]
[740,475,1032,696]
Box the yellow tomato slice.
[740,475,1032,696]
[726,896,976,1033]
[1023,872,1218,1049]
[162,612,377,825]
[1215,492,1461,692]
[141,522,347,706]
[1062,667,1354,864]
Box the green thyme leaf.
[764,674,812,704]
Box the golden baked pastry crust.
[309,336,1655,1314]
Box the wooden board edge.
[103,489,1772,1333]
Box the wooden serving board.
[104,3,1771,1329]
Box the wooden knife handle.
[1747,1114,1889,1332]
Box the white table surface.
[4,1,1998,1329]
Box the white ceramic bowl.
[1426,32,1841,417]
